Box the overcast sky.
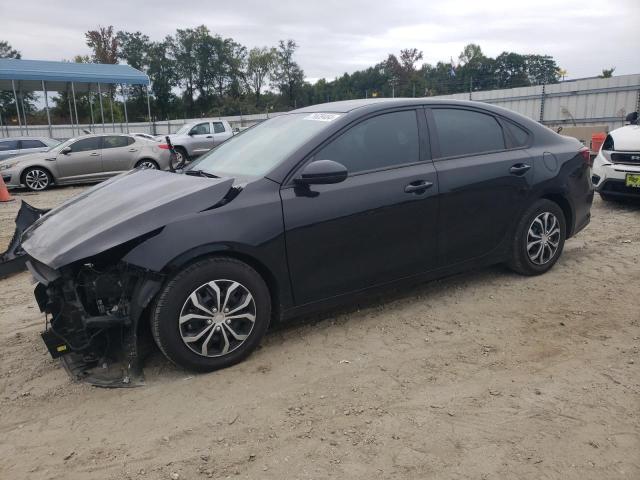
[1,0,638,82]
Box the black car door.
[280,109,439,306]
[426,107,535,265]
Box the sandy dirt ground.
[0,185,638,480]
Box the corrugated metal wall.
[433,74,640,131]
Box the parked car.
[0,136,60,162]
[592,112,640,201]
[164,119,233,164]
[19,99,593,383]
[0,133,173,191]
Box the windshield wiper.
[184,169,219,178]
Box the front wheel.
[23,167,52,191]
[135,159,159,170]
[150,257,271,372]
[508,199,566,276]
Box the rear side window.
[103,136,129,149]
[314,110,420,174]
[20,139,46,149]
[0,140,19,151]
[71,137,102,152]
[503,120,530,147]
[432,108,505,158]
[213,122,226,133]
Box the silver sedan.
[0,134,173,191]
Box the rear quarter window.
[432,108,505,158]
[503,120,530,148]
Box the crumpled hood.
[21,169,235,269]
[609,125,640,151]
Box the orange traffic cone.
[0,174,14,202]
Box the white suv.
[592,112,640,201]
[164,120,233,164]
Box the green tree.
[600,67,615,78]
[0,40,21,59]
[85,26,118,64]
[246,47,276,105]
[272,40,305,107]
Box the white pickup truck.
[163,119,233,163]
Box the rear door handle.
[128,148,137,152]
[89,152,99,156]
[404,180,433,193]
[206,135,213,138]
[509,163,531,175]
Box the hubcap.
[527,212,560,265]
[138,161,157,169]
[25,169,49,190]
[178,280,256,357]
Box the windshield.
[188,113,340,177]
[174,123,193,135]
[46,137,77,152]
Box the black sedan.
[20,99,594,383]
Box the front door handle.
[206,135,213,138]
[404,180,433,193]
[89,152,99,156]
[510,163,531,175]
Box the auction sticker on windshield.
[303,113,341,122]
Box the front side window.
[190,123,211,135]
[20,139,46,149]
[213,122,225,134]
[70,137,102,152]
[314,110,420,174]
[0,140,19,151]
[432,108,505,158]
[103,136,129,149]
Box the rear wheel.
[508,199,566,276]
[151,257,271,372]
[22,167,52,191]
[135,159,159,170]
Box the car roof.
[291,98,524,114]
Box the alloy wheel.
[178,279,256,357]
[137,160,157,169]
[24,169,50,191]
[526,212,560,265]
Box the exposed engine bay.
[33,259,164,387]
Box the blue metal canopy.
[0,58,149,92]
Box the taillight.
[158,144,170,150]
[579,147,593,167]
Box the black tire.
[135,159,159,170]
[174,147,189,166]
[507,199,566,276]
[22,167,52,191]
[151,257,271,372]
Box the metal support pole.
[97,83,106,133]
[121,84,129,133]
[11,80,23,135]
[20,93,29,135]
[146,84,153,135]
[42,80,52,138]
[67,92,75,136]
[88,84,95,132]
[539,84,546,123]
[109,87,115,132]
[0,109,3,138]
[71,82,79,134]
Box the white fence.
[0,112,286,139]
[432,74,640,131]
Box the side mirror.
[61,146,72,154]
[295,160,348,185]
[188,130,195,136]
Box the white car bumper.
[592,151,640,198]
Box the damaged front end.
[0,201,49,278]
[18,169,238,387]
[30,257,163,387]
